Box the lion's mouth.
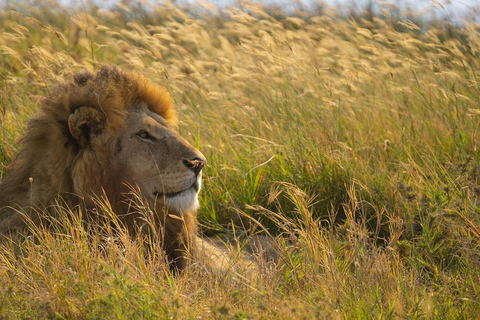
[153,181,200,199]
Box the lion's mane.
[0,65,177,231]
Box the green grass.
[1,0,480,318]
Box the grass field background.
[1,0,480,318]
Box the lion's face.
[115,103,206,214]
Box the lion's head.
[114,102,205,214]
[0,65,206,271]
[69,99,206,219]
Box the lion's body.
[0,66,206,271]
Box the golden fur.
[0,65,206,271]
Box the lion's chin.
[153,185,200,214]
[165,187,200,214]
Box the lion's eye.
[137,130,156,142]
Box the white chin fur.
[164,188,200,214]
[152,176,202,214]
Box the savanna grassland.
[1,0,480,318]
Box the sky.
[208,0,480,22]
[172,0,480,23]
[9,0,479,23]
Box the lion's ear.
[68,107,106,147]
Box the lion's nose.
[182,158,207,176]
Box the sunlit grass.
[1,0,480,317]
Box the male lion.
[0,65,206,272]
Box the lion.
[0,65,207,272]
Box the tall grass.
[1,0,480,317]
